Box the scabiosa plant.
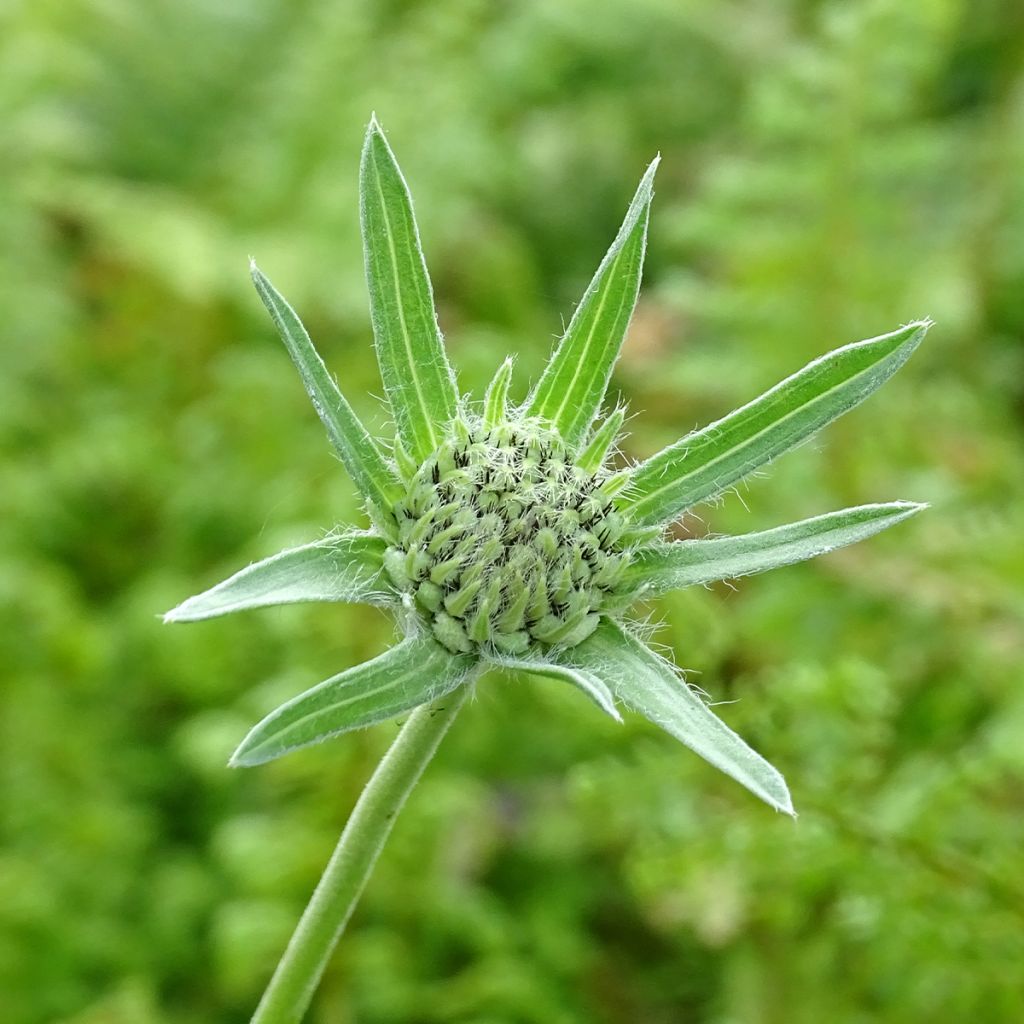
[166,116,929,1023]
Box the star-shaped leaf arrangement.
[166,116,930,819]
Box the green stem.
[249,685,470,1024]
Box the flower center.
[384,419,629,656]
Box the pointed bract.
[251,264,402,514]
[164,533,390,623]
[568,619,794,814]
[526,157,659,450]
[493,656,622,722]
[230,635,475,766]
[619,321,931,528]
[483,357,515,428]
[577,408,626,475]
[360,116,459,461]
[620,501,926,597]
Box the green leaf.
[360,115,459,461]
[230,635,474,767]
[622,501,926,597]
[577,407,626,475]
[164,533,390,623]
[483,356,514,428]
[251,264,402,513]
[492,656,622,722]
[526,157,659,449]
[620,320,931,528]
[569,619,794,814]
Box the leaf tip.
[249,259,268,291]
[366,112,386,144]
[162,597,198,623]
[775,789,797,818]
[900,317,934,349]
[636,154,660,202]
[901,500,930,514]
[760,762,796,817]
[227,739,265,769]
[885,499,929,524]
[862,317,932,358]
[362,112,398,180]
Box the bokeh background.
[3,1,1024,1021]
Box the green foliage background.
[3,1,1023,1021]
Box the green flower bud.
[383,417,631,656]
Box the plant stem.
[249,686,470,1024]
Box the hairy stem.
[249,685,471,1024]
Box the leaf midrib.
[544,246,624,430]
[624,503,916,591]
[371,150,439,454]
[259,649,444,750]
[627,338,911,524]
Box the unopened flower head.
[386,416,631,656]
[166,114,930,817]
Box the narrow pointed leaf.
[483,357,514,428]
[251,264,402,511]
[620,321,931,528]
[577,407,626,475]
[526,157,659,449]
[494,657,622,722]
[360,116,459,461]
[231,635,474,766]
[569,619,794,814]
[164,533,390,623]
[621,501,926,597]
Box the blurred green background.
[3,1,1024,1021]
